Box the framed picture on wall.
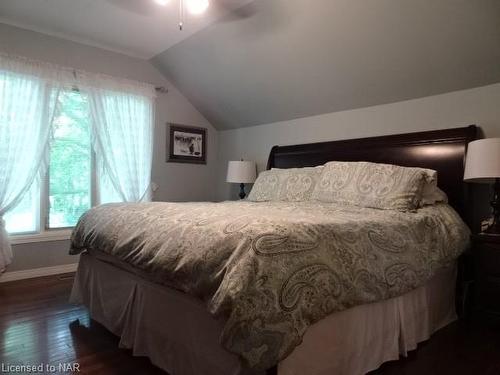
[167,124,207,164]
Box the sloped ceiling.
[0,0,253,58]
[152,0,500,130]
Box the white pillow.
[311,161,435,211]
[246,169,280,201]
[420,180,448,206]
[276,167,323,201]
[247,166,323,202]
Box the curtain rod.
[70,69,168,94]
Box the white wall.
[0,23,218,272]
[217,83,500,200]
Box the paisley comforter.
[70,200,469,369]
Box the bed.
[69,125,478,375]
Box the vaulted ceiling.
[0,0,253,58]
[152,0,500,129]
[1,0,499,130]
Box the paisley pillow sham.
[247,169,281,201]
[247,166,323,202]
[311,161,435,210]
[276,166,323,201]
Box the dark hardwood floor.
[1,274,500,374]
[0,273,163,374]
[370,314,500,375]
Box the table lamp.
[226,160,256,199]
[464,138,500,235]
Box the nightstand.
[472,234,500,315]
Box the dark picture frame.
[167,124,207,164]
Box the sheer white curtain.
[0,54,155,273]
[84,76,155,203]
[0,55,63,272]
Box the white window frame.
[9,88,97,244]
[10,229,73,245]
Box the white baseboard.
[0,263,78,283]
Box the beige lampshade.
[226,161,257,183]
[464,138,500,183]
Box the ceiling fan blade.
[106,0,158,16]
[106,0,257,20]
[213,0,258,19]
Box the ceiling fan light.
[153,0,169,6]
[186,0,209,15]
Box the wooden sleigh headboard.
[266,125,479,225]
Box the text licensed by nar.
[1,363,81,373]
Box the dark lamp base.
[481,179,500,236]
[238,183,246,200]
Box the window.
[5,89,108,236]
[1,56,154,247]
[48,90,92,229]
[4,183,39,234]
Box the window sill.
[10,230,72,245]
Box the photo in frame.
[167,124,207,164]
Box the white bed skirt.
[70,252,457,375]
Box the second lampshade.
[226,160,257,199]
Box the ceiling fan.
[107,0,256,30]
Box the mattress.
[70,200,469,369]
